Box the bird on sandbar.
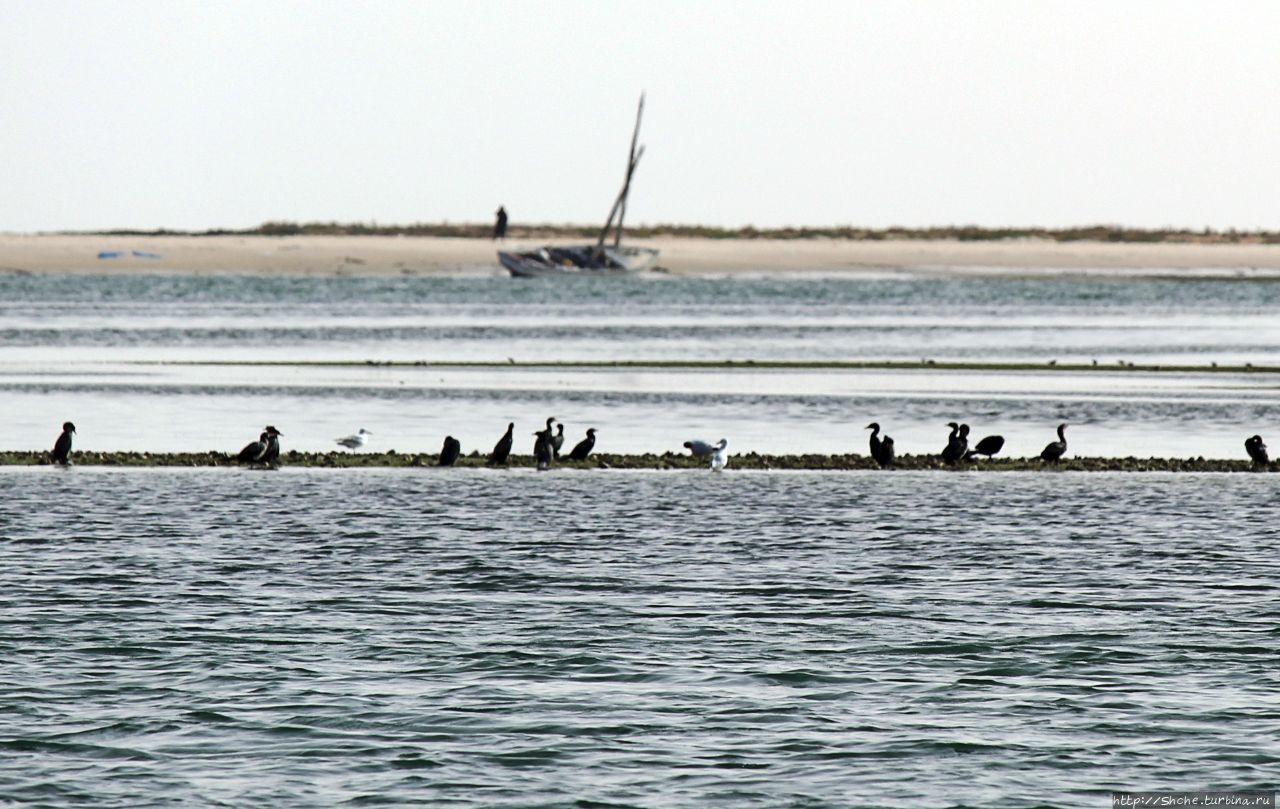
[336,428,371,451]
[551,423,565,458]
[438,435,461,467]
[567,428,597,461]
[533,426,554,471]
[866,422,894,468]
[237,431,268,464]
[487,422,514,466]
[684,439,716,458]
[966,434,1005,461]
[941,422,968,465]
[709,438,729,471]
[1040,423,1068,464]
[261,426,283,466]
[1245,434,1269,466]
[51,421,76,466]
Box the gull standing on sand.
[709,438,729,471]
[51,421,76,466]
[336,428,371,451]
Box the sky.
[3,0,1279,232]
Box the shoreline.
[6,451,1275,472]
[6,233,1280,277]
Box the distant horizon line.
[30,221,1280,244]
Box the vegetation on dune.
[3,450,1273,473]
[71,222,1280,244]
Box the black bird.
[438,435,461,467]
[488,422,515,466]
[941,422,968,465]
[966,434,1005,461]
[237,431,268,464]
[866,422,893,468]
[260,426,283,465]
[879,435,895,468]
[51,421,76,466]
[567,428,597,461]
[533,427,554,471]
[551,423,565,458]
[1245,434,1269,466]
[534,417,556,455]
[1040,423,1068,463]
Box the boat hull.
[498,245,660,278]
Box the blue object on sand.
[131,250,162,259]
[97,251,123,259]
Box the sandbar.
[4,233,1280,277]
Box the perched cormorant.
[438,435,461,467]
[567,428,596,461]
[51,421,76,466]
[879,435,895,468]
[260,426,283,465]
[237,431,268,464]
[866,422,893,468]
[551,423,565,458]
[684,440,715,457]
[709,438,729,471]
[488,422,514,466]
[1245,434,1269,466]
[1040,423,1068,463]
[534,417,556,455]
[336,428,371,450]
[941,422,968,465]
[966,434,1005,461]
[533,427,554,471]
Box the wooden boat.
[499,94,658,278]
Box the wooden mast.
[596,93,646,253]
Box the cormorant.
[966,434,1005,461]
[1040,423,1068,463]
[551,423,565,458]
[567,428,596,461]
[533,427,554,471]
[941,422,968,465]
[336,428,371,450]
[709,438,728,471]
[1245,434,1269,466]
[866,422,893,468]
[237,431,268,464]
[684,440,715,457]
[261,426,283,465]
[879,435,895,468]
[534,417,556,455]
[51,422,75,466]
[438,435,461,467]
[488,422,514,466]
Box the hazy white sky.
[3,0,1279,231]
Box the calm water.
[1,273,1279,458]
[2,469,1277,807]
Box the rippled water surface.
[2,273,1279,458]
[3,469,1278,807]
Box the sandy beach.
[4,233,1280,277]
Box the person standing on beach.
[493,206,508,239]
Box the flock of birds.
[40,419,1273,470]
